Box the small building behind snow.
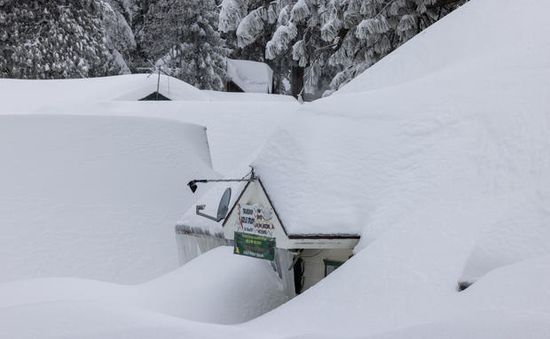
[225,59,274,94]
[176,166,360,298]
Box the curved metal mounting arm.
[195,204,224,222]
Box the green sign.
[234,232,275,261]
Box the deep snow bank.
[0,247,288,338]
[247,0,550,337]
[0,115,215,284]
[14,100,298,174]
[0,75,299,174]
[0,74,207,113]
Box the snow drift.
[246,0,550,337]
[2,0,550,337]
[0,74,208,113]
[0,74,299,174]
[0,115,215,284]
[0,247,288,325]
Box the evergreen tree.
[219,0,277,59]
[100,0,137,73]
[264,0,467,96]
[219,0,286,91]
[0,0,120,79]
[265,0,342,97]
[127,0,154,71]
[142,0,228,90]
[326,0,467,93]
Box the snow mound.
[246,0,550,337]
[0,75,299,174]
[0,247,288,338]
[336,0,543,95]
[0,115,215,284]
[350,255,550,339]
[0,74,207,114]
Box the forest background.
[0,0,466,98]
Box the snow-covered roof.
[226,59,273,93]
[248,0,550,336]
[0,74,208,106]
[177,0,550,244]
[246,0,550,241]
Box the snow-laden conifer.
[100,0,136,73]
[143,0,228,90]
[325,0,467,93]
[0,0,120,79]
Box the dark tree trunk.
[290,66,304,99]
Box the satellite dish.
[196,187,232,222]
[217,188,232,220]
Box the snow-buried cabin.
[176,168,360,297]
[225,59,274,94]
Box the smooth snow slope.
[247,0,550,337]
[0,74,208,112]
[0,75,299,174]
[0,115,215,284]
[3,0,550,337]
[47,100,299,174]
[0,247,288,327]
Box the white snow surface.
[0,115,215,284]
[0,74,208,109]
[246,0,550,336]
[0,75,298,174]
[226,59,274,93]
[3,0,550,337]
[0,247,289,337]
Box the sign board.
[237,203,275,236]
[234,232,275,261]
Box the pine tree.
[219,0,288,91]
[262,0,466,96]
[219,0,277,59]
[142,0,228,90]
[100,0,137,73]
[0,0,120,79]
[326,0,467,93]
[265,0,342,97]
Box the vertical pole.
[156,68,161,100]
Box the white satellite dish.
[196,188,232,222]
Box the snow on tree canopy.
[226,59,274,93]
[0,0,120,78]
[142,0,228,91]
